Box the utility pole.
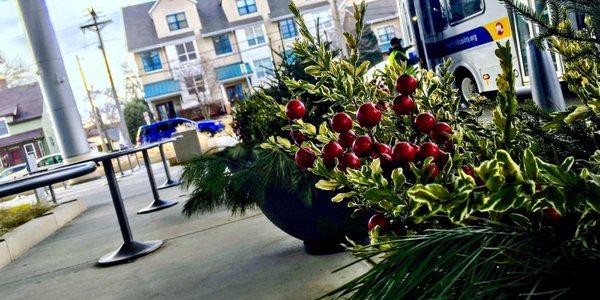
[80,7,131,147]
[76,55,112,152]
[330,0,349,57]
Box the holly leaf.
[331,192,356,203]
[315,179,342,191]
[391,168,406,193]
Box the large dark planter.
[258,187,370,255]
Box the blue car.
[135,117,224,145]
[197,120,225,134]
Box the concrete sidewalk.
[0,163,368,299]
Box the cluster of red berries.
[285,74,454,180]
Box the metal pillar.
[16,0,90,159]
[526,39,566,111]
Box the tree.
[172,60,225,119]
[0,52,35,87]
[357,25,383,66]
[123,98,150,143]
[121,62,143,101]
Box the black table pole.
[134,152,142,170]
[137,149,178,214]
[126,154,134,173]
[98,159,163,266]
[157,143,180,190]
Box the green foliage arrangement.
[256,1,600,298]
[181,31,337,215]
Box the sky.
[0,0,151,119]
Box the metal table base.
[98,159,163,266]
[98,240,163,266]
[137,149,178,214]
[157,143,180,190]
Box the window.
[236,0,257,15]
[184,75,205,95]
[166,12,188,31]
[24,143,36,159]
[212,34,233,55]
[448,0,483,23]
[377,26,396,44]
[245,25,266,47]
[253,58,274,79]
[0,118,9,137]
[140,50,162,72]
[176,42,197,62]
[279,18,298,39]
[421,0,447,34]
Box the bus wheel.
[456,71,478,103]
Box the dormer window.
[166,12,188,31]
[236,0,257,16]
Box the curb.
[0,199,87,269]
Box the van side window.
[448,0,484,23]
[421,0,447,34]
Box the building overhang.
[143,79,182,102]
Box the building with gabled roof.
[121,0,334,121]
[0,79,59,168]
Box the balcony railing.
[215,63,253,81]
[143,79,181,100]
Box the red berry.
[425,163,440,180]
[543,208,562,221]
[392,142,417,165]
[395,74,418,95]
[415,113,437,132]
[436,151,449,167]
[368,213,388,232]
[290,130,307,143]
[392,95,415,116]
[338,130,357,148]
[371,144,394,167]
[410,142,420,154]
[294,147,316,169]
[461,165,475,177]
[285,99,306,120]
[352,136,373,157]
[331,112,353,133]
[443,140,454,153]
[430,122,453,143]
[418,142,440,161]
[321,141,344,161]
[357,103,382,128]
[339,152,361,171]
[372,143,392,156]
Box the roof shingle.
[0,83,44,123]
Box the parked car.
[0,164,28,184]
[36,153,63,171]
[136,117,225,145]
[136,117,196,145]
[197,120,225,134]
